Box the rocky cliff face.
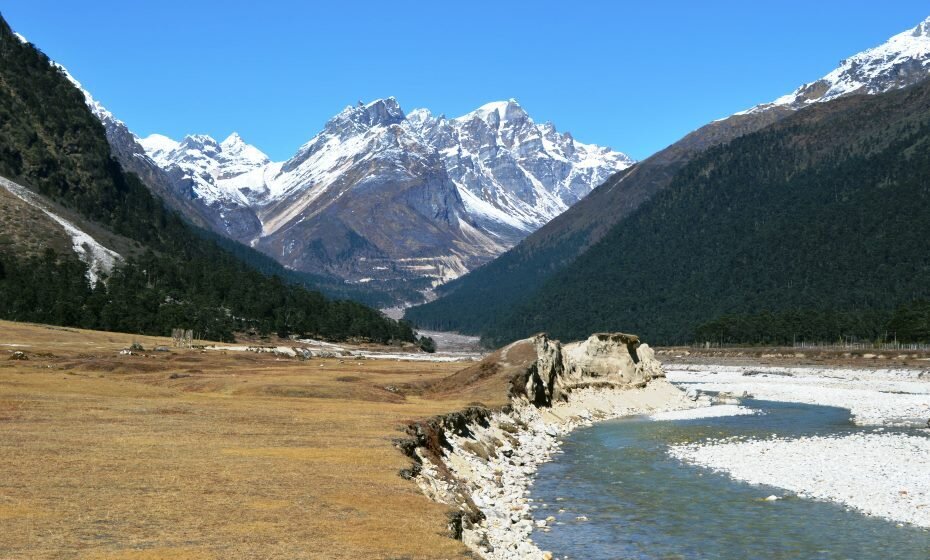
[247,99,500,287]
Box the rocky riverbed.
[665,363,930,530]
[670,432,930,528]
[665,364,930,426]
[404,344,930,558]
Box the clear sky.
[4,1,930,161]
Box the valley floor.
[0,320,480,559]
[4,321,929,559]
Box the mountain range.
[406,14,930,341]
[82,89,631,299]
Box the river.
[529,398,930,559]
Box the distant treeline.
[0,16,413,343]
[0,248,412,343]
[694,301,930,346]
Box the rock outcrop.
[518,332,665,407]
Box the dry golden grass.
[0,320,479,559]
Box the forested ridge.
[478,79,930,346]
[0,16,413,343]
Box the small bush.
[417,336,436,353]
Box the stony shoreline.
[411,381,699,559]
[665,363,930,530]
[665,364,930,426]
[670,432,930,528]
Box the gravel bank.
[666,364,930,426]
[649,404,759,421]
[665,363,930,529]
[670,432,930,527]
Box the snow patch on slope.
[0,176,121,285]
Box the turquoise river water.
[529,399,930,559]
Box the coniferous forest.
[0,17,413,343]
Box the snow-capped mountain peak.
[217,132,270,171]
[462,98,528,125]
[743,15,930,115]
[138,134,180,165]
[401,98,633,241]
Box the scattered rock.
[8,351,28,361]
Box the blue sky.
[4,1,930,161]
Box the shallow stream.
[529,399,930,559]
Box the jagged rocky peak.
[177,133,220,155]
[326,97,406,134]
[140,131,268,174]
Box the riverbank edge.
[396,379,698,560]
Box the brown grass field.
[0,320,486,559]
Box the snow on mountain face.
[0,176,121,285]
[406,99,633,242]
[138,132,270,208]
[248,98,505,286]
[138,134,179,164]
[742,16,930,115]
